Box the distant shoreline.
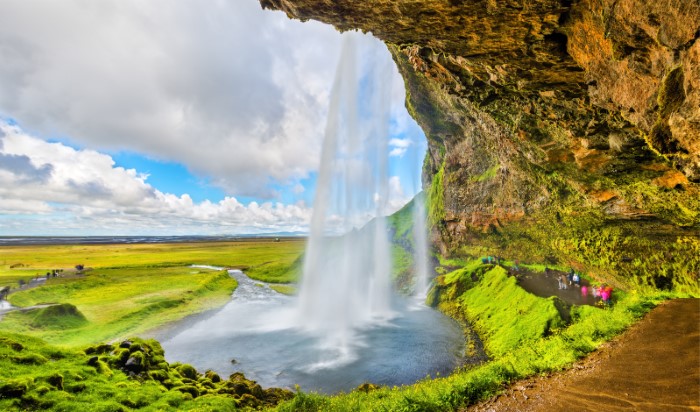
[0,235,307,246]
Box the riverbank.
[466,298,700,411]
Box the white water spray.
[297,33,396,366]
[412,194,431,298]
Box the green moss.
[269,284,297,295]
[470,163,500,182]
[428,161,446,228]
[460,267,565,357]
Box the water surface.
[159,269,464,393]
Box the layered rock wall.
[260,0,700,290]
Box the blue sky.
[0,0,425,235]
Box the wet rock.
[124,354,143,373]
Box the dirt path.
[467,298,700,412]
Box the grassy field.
[0,240,305,285]
[0,240,305,347]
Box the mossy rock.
[84,343,113,355]
[66,382,87,393]
[123,351,145,373]
[0,379,30,398]
[11,352,48,365]
[355,382,380,393]
[109,348,131,367]
[0,337,24,352]
[176,385,200,398]
[177,364,198,380]
[148,370,168,382]
[45,373,64,390]
[223,381,252,396]
[264,387,295,403]
[204,370,221,383]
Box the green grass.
[269,284,297,295]
[0,240,304,347]
[1,267,237,347]
[459,267,565,357]
[0,240,305,285]
[427,162,445,228]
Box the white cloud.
[388,137,413,157]
[0,121,312,235]
[387,175,411,213]
[0,0,348,198]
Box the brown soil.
[467,298,700,412]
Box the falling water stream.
[159,32,464,393]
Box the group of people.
[556,269,581,290]
[555,268,614,306]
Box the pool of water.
[158,269,465,394]
[516,269,597,306]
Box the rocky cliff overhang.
[260,0,700,288]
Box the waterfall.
[412,194,430,298]
[297,33,395,366]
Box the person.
[604,286,613,306]
[591,285,599,299]
[600,285,611,306]
[560,274,568,290]
[581,285,588,296]
[557,274,563,289]
[572,272,580,286]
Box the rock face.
[261,0,700,290]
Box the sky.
[0,0,426,236]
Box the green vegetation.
[0,240,305,285]
[0,335,291,411]
[0,240,304,347]
[1,267,237,347]
[470,163,499,182]
[427,162,446,228]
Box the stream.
[158,268,465,394]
